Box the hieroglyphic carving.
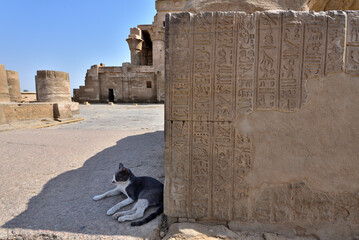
[169,13,192,120]
[214,12,235,121]
[255,182,359,224]
[236,12,256,115]
[345,11,359,75]
[256,11,281,110]
[279,12,304,111]
[301,12,326,104]
[292,182,334,223]
[233,130,251,221]
[302,12,327,80]
[191,121,211,218]
[190,12,214,218]
[213,122,233,220]
[193,12,214,121]
[170,120,190,217]
[165,11,359,225]
[326,11,346,75]
[166,12,192,217]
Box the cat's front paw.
[107,208,116,216]
[93,195,103,201]
[113,212,121,219]
[118,216,127,222]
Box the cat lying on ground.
[93,163,163,226]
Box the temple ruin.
[73,17,166,103]
[73,1,359,238]
[164,10,359,240]
[0,65,79,124]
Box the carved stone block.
[346,11,359,75]
[165,10,359,240]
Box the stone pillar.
[35,70,71,102]
[121,63,130,102]
[126,28,143,65]
[6,70,21,102]
[0,64,10,102]
[151,26,165,102]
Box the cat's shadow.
[3,131,164,237]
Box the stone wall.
[164,10,359,239]
[0,103,54,124]
[21,92,37,102]
[74,64,156,103]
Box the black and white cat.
[93,163,164,226]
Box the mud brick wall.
[164,11,359,239]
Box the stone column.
[35,70,71,102]
[0,64,10,102]
[151,26,165,102]
[121,62,130,102]
[6,70,21,102]
[126,28,143,65]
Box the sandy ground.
[0,104,165,239]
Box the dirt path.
[0,104,164,239]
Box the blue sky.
[0,0,156,93]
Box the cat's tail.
[131,203,163,227]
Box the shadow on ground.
[3,131,164,237]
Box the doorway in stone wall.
[108,89,114,102]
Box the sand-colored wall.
[0,103,54,124]
[307,0,359,11]
[164,10,359,240]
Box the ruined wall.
[21,92,37,102]
[0,103,54,124]
[73,65,101,103]
[164,11,359,240]
[125,65,156,103]
[98,66,123,102]
[74,64,156,103]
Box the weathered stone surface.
[35,70,71,102]
[0,65,10,102]
[165,11,359,240]
[308,0,359,11]
[21,92,37,102]
[6,70,21,102]
[345,11,359,75]
[183,0,309,13]
[73,64,156,103]
[0,103,54,124]
[163,223,317,240]
[53,103,73,119]
[163,223,255,240]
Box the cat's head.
[112,163,132,184]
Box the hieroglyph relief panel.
[165,11,358,222]
[346,11,359,75]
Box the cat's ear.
[119,163,124,170]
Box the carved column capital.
[126,37,143,51]
[127,27,143,51]
[150,26,165,42]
